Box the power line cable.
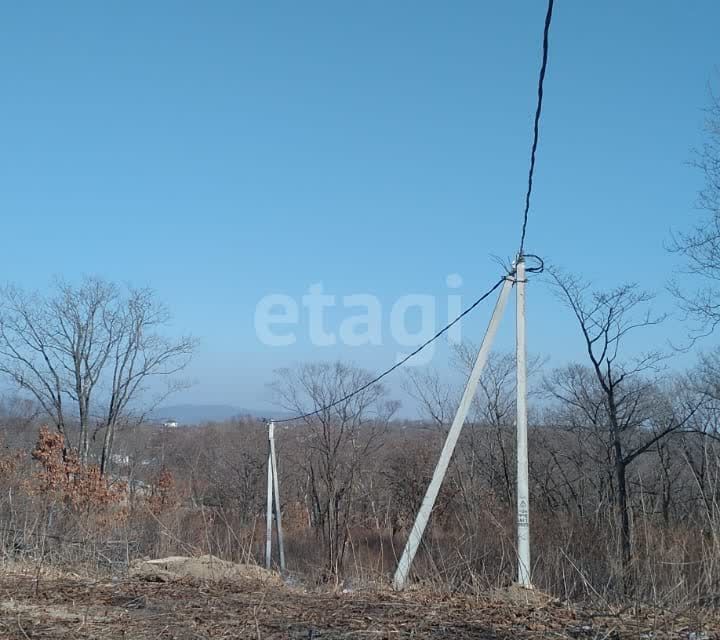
[271,1,555,424]
[518,0,555,256]
[273,275,508,424]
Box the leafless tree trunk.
[548,268,695,593]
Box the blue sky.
[1,2,718,413]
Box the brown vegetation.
[1,360,719,616]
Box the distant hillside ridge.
[150,404,267,425]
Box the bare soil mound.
[129,554,283,585]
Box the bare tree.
[271,361,398,576]
[547,269,695,592]
[0,279,116,461]
[0,277,195,473]
[669,84,720,335]
[403,367,456,430]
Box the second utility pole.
[265,421,286,572]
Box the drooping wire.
[518,0,555,256]
[272,275,509,424]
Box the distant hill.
[151,404,269,425]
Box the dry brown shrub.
[148,468,178,515]
[29,426,127,520]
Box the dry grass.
[0,564,718,639]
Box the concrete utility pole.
[515,258,531,587]
[265,421,286,571]
[393,260,536,590]
[269,421,286,572]
[393,275,514,590]
[265,429,274,570]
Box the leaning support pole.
[393,275,515,590]
[515,258,532,587]
[265,423,274,570]
[269,421,286,572]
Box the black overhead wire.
[271,1,554,425]
[518,0,555,256]
[272,276,508,424]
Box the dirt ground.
[0,565,718,639]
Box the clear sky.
[1,2,718,413]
